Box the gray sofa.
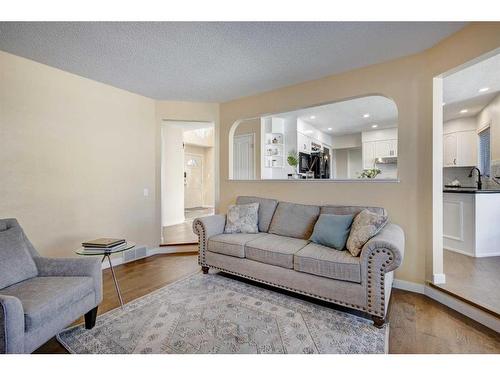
[0,218,102,353]
[193,196,405,327]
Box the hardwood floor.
[436,249,500,316]
[161,207,214,245]
[35,249,500,354]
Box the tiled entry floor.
[162,207,214,245]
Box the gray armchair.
[0,218,102,353]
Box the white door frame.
[160,119,217,243]
[431,47,500,285]
[184,152,204,209]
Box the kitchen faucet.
[468,167,482,190]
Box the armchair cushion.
[1,276,94,331]
[33,257,103,305]
[0,223,38,289]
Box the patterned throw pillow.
[224,203,260,234]
[346,209,388,257]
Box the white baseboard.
[393,278,499,333]
[393,278,425,294]
[432,273,446,284]
[101,245,154,270]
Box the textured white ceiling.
[266,95,398,136]
[0,22,466,102]
[443,52,500,121]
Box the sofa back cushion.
[268,201,320,239]
[236,196,278,232]
[0,219,38,289]
[321,205,387,217]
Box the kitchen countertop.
[443,186,500,194]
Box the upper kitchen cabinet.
[443,118,478,167]
[361,128,398,169]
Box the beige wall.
[0,51,220,257]
[234,118,261,178]
[0,51,157,257]
[218,23,500,284]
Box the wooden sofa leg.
[371,315,385,328]
[202,266,209,274]
[85,306,98,329]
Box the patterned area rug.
[57,272,388,353]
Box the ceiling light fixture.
[478,87,490,93]
[310,115,316,120]
[327,127,332,131]
[460,109,468,114]
[371,124,378,128]
[363,113,370,118]
[442,102,446,106]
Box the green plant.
[358,168,382,179]
[287,150,299,168]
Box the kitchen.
[257,95,399,181]
[440,51,500,315]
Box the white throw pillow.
[224,203,260,234]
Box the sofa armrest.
[359,223,405,318]
[33,257,103,305]
[0,295,25,354]
[192,215,226,266]
[360,223,405,273]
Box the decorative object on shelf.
[272,137,278,144]
[358,168,382,179]
[287,150,299,179]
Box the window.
[479,127,491,176]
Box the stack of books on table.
[81,238,127,254]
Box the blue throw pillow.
[309,214,354,250]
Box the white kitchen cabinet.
[362,141,376,169]
[375,140,392,158]
[389,139,397,157]
[443,131,477,167]
[443,133,458,166]
[444,192,500,257]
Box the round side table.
[75,242,135,307]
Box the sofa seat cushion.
[245,234,309,269]
[0,276,94,331]
[294,243,362,283]
[208,233,269,258]
[268,202,320,239]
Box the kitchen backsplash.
[444,162,500,187]
[443,167,475,186]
